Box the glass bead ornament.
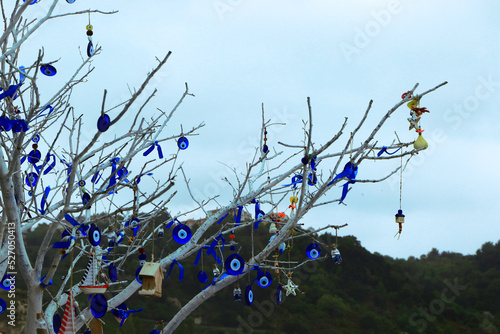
[172,224,192,244]
[276,285,283,305]
[52,313,61,332]
[198,271,208,283]
[0,298,6,314]
[245,285,254,306]
[66,0,76,3]
[109,263,118,282]
[28,137,42,164]
[225,253,245,275]
[1,275,13,290]
[177,136,189,150]
[97,113,110,132]
[88,224,101,246]
[306,243,321,260]
[25,172,39,187]
[90,294,107,318]
[40,64,57,76]
[256,271,273,288]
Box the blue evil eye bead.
[263,144,269,154]
[25,172,39,187]
[97,114,110,132]
[245,285,254,306]
[28,149,41,164]
[32,134,40,143]
[308,172,317,186]
[52,313,61,332]
[87,41,94,57]
[40,64,56,76]
[301,157,309,165]
[139,259,146,266]
[109,263,117,282]
[78,180,86,187]
[82,192,91,207]
[90,294,107,318]
[198,271,208,283]
[257,271,273,288]
[0,298,6,314]
[157,229,164,237]
[135,267,143,284]
[88,223,101,246]
[66,0,76,3]
[230,245,236,251]
[1,275,14,291]
[225,253,245,276]
[177,136,189,150]
[0,115,11,131]
[149,330,160,334]
[306,243,321,260]
[172,224,192,244]
[23,0,38,4]
[276,285,282,305]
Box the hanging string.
[70,248,75,331]
[152,217,155,262]
[399,147,403,210]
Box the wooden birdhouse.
[89,317,104,334]
[395,209,405,224]
[138,262,163,297]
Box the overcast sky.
[21,0,500,258]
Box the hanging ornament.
[97,113,110,132]
[40,64,57,76]
[212,264,220,277]
[88,224,101,246]
[66,0,76,3]
[262,128,269,154]
[1,275,13,291]
[395,209,405,239]
[109,263,118,282]
[86,24,94,57]
[414,128,428,150]
[198,271,208,283]
[52,313,61,332]
[111,303,143,327]
[172,224,192,244]
[28,135,41,164]
[177,136,189,150]
[283,275,299,296]
[331,244,342,264]
[306,243,321,260]
[233,283,242,302]
[244,285,254,306]
[90,294,107,318]
[269,222,277,234]
[256,271,273,288]
[276,285,283,305]
[25,172,39,187]
[225,253,245,275]
[138,247,147,267]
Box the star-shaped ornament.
[283,277,299,296]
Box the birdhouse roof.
[139,262,163,277]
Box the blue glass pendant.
[66,0,76,3]
[82,192,91,207]
[87,41,94,57]
[225,254,244,275]
[40,64,57,76]
[172,224,192,244]
[0,298,6,314]
[0,115,11,131]
[97,114,110,132]
[245,285,254,306]
[276,285,282,305]
[177,136,189,150]
[25,172,39,187]
[52,313,61,332]
[28,149,41,164]
[306,243,321,260]
[1,275,14,290]
[198,271,208,283]
[256,271,273,288]
[135,267,143,284]
[88,224,101,246]
[90,294,107,318]
[109,263,117,282]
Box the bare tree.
[0,2,447,333]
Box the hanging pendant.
[97,114,110,132]
[414,133,428,150]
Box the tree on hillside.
[0,2,446,333]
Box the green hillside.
[3,221,500,334]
